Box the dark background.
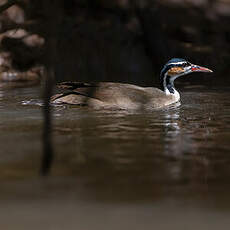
[1,0,230,87]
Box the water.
[0,85,230,229]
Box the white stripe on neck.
[163,72,180,101]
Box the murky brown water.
[0,85,230,229]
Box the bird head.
[160,58,213,80]
[160,58,213,94]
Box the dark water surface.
[0,85,230,229]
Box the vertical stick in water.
[40,0,60,175]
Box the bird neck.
[161,73,180,100]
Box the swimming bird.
[52,58,212,110]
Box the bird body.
[52,82,179,110]
[52,58,212,110]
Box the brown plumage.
[52,82,178,110]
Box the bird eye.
[182,62,190,67]
[181,63,187,67]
